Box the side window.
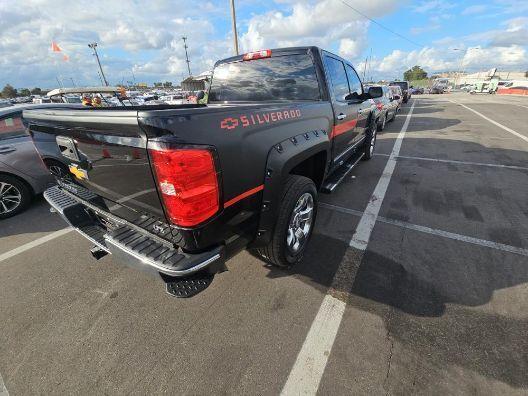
[345,64,362,96]
[0,115,25,140]
[323,56,349,102]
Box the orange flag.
[51,41,62,52]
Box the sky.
[1,0,527,88]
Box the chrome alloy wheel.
[286,192,314,253]
[0,182,22,215]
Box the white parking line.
[0,189,157,265]
[0,373,8,396]
[0,228,72,264]
[350,100,416,250]
[281,101,416,395]
[449,100,528,144]
[319,203,528,257]
[374,153,528,171]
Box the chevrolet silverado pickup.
[25,46,383,297]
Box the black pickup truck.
[25,46,383,297]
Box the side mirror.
[196,91,205,101]
[368,86,383,99]
[394,95,400,100]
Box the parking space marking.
[0,373,8,396]
[449,100,528,144]
[320,203,528,257]
[374,153,528,171]
[281,101,416,395]
[0,228,72,264]
[350,100,416,250]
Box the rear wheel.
[0,175,32,219]
[45,159,70,180]
[362,117,377,160]
[254,175,317,268]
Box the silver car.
[0,104,72,218]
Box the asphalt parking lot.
[1,92,527,395]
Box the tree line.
[403,66,428,81]
[1,84,45,99]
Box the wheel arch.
[0,171,35,196]
[249,130,331,248]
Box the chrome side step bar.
[321,152,365,193]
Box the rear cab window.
[0,115,25,140]
[209,54,321,102]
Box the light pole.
[88,42,109,86]
[182,37,192,76]
[230,0,240,55]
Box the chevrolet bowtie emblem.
[68,164,88,180]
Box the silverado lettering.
[220,109,302,131]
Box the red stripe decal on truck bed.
[332,118,358,138]
[224,185,264,208]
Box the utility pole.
[70,77,76,87]
[182,37,192,76]
[88,42,109,86]
[230,0,240,55]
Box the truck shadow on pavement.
[265,232,528,388]
[263,135,528,388]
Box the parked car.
[366,85,399,131]
[0,104,73,219]
[26,46,384,297]
[389,81,411,103]
[389,85,403,105]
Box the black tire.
[0,174,32,219]
[362,117,377,160]
[254,175,317,268]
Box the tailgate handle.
[0,146,16,154]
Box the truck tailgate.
[24,108,165,221]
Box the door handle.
[337,113,347,120]
[0,146,16,154]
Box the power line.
[339,0,424,49]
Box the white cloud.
[412,0,455,13]
[0,0,231,88]
[240,0,397,59]
[461,5,488,15]
[372,44,527,79]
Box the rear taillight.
[149,148,219,227]
[243,49,272,61]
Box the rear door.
[323,54,361,164]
